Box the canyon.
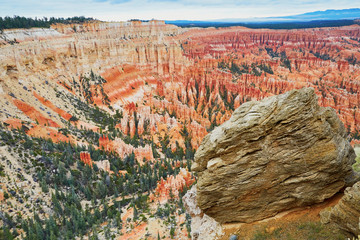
[0,20,359,239]
[0,21,359,151]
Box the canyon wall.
[0,22,359,161]
[1,21,360,240]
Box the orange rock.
[151,168,195,204]
[99,135,153,163]
[75,120,99,131]
[1,22,360,159]
[119,222,147,240]
[26,125,73,143]
[12,99,60,128]
[351,139,360,147]
[3,119,24,129]
[80,151,93,167]
[124,102,137,114]
[99,135,112,151]
[118,170,128,176]
[0,189,4,202]
[33,92,73,121]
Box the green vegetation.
[55,87,119,131]
[310,51,334,62]
[0,16,95,31]
[265,48,292,71]
[252,227,283,240]
[0,162,5,177]
[68,70,111,106]
[0,122,192,239]
[154,185,192,238]
[265,47,279,58]
[0,69,196,237]
[280,51,291,71]
[346,54,359,65]
[247,221,346,240]
[353,147,360,172]
[218,60,273,76]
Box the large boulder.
[192,87,356,223]
[320,181,360,236]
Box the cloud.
[94,0,132,3]
[0,0,359,21]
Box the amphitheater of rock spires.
[0,19,359,239]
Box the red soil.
[33,92,72,121]
[12,99,60,128]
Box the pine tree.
[133,205,138,221]
[115,212,122,228]
[170,225,175,239]
[104,226,111,239]
[35,221,44,240]
[90,228,99,240]
[41,178,49,193]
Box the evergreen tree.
[41,178,49,193]
[133,205,138,221]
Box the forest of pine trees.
[0,16,95,31]
[0,105,193,239]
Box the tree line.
[0,16,95,31]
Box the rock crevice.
[321,181,360,237]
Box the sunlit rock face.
[193,88,356,223]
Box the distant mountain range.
[166,8,360,25]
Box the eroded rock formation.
[182,185,224,240]
[99,135,153,163]
[320,181,360,237]
[0,23,359,159]
[151,168,195,204]
[80,151,93,167]
[95,160,112,173]
[192,87,356,223]
[1,21,360,240]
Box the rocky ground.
[0,21,359,239]
[221,194,346,240]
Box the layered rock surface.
[320,181,360,236]
[193,87,356,223]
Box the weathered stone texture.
[321,181,360,236]
[193,87,356,223]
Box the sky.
[0,0,359,21]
